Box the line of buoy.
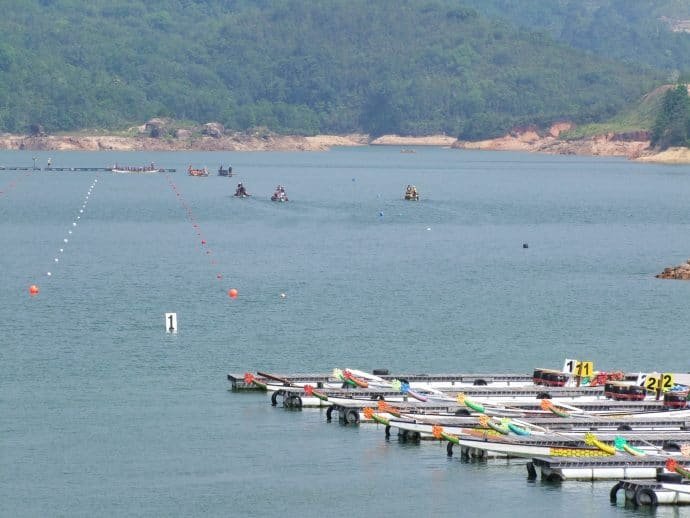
[29,175,100,296]
[164,174,238,299]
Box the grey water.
[1,147,689,517]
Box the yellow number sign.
[575,361,593,378]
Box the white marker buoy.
[165,312,178,333]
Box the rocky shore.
[0,120,685,163]
[656,260,690,280]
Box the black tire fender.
[634,487,658,507]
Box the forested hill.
[0,0,666,138]
[461,0,690,75]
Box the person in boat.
[271,185,288,201]
[235,183,249,196]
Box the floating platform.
[0,166,177,172]
[527,455,680,481]
[611,478,690,506]
[227,372,536,391]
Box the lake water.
[1,147,689,517]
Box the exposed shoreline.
[0,129,686,164]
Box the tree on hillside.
[651,84,690,149]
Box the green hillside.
[561,85,673,139]
[0,0,665,138]
[461,0,690,74]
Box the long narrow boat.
[110,166,164,174]
[188,166,209,177]
[426,426,689,459]
[384,413,690,440]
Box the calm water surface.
[1,147,690,517]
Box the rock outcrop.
[201,122,225,138]
[656,260,690,280]
[453,123,650,158]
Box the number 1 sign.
[165,312,178,333]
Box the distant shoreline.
[0,130,685,164]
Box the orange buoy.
[29,284,39,296]
[228,288,238,299]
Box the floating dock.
[611,478,690,506]
[527,455,675,481]
[233,367,690,508]
[0,166,177,172]
[227,372,536,391]
[441,430,690,458]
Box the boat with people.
[271,185,288,202]
[187,165,209,177]
[110,163,163,174]
[218,165,233,177]
[404,185,419,200]
[234,183,250,198]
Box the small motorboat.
[188,165,209,177]
[234,183,250,198]
[271,185,288,202]
[218,165,233,177]
[404,185,419,201]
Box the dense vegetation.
[462,0,690,77]
[651,85,690,149]
[0,0,677,138]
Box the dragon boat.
[188,166,209,177]
[110,164,163,174]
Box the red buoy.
[228,288,238,299]
[29,284,39,296]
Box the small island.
[656,260,690,280]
